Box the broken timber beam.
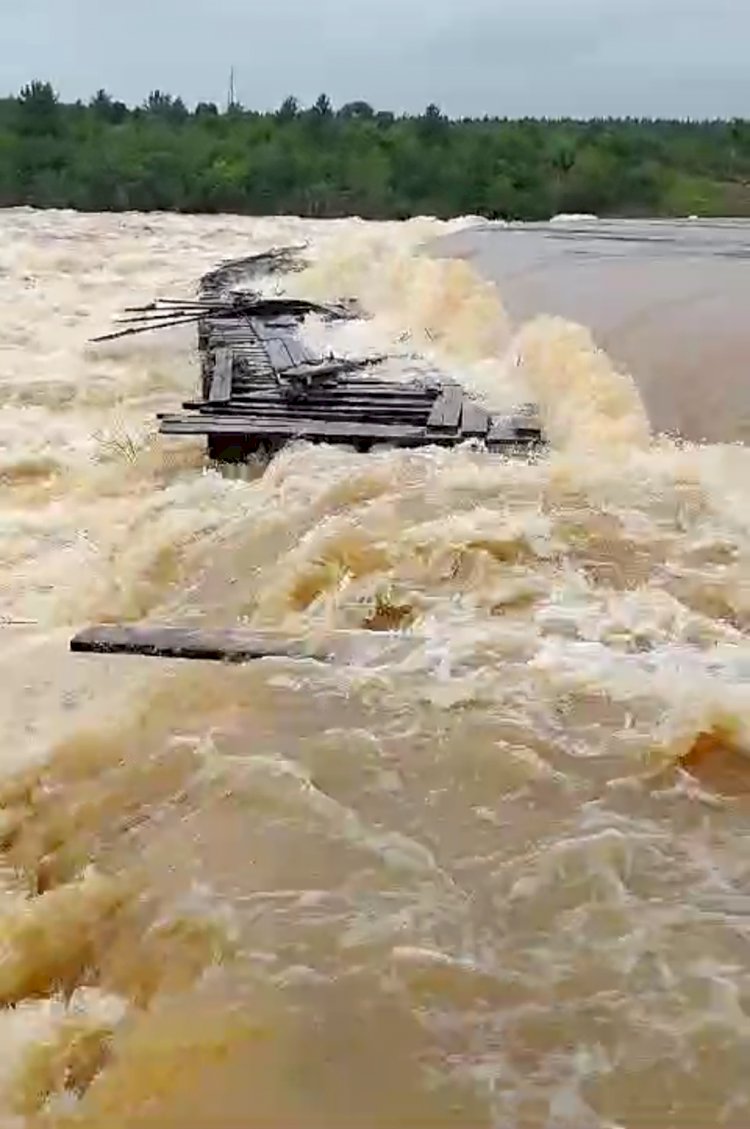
[427,383,463,430]
[70,624,415,667]
[70,625,331,664]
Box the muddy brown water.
[1,210,750,1128]
[437,218,750,444]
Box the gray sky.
[0,0,746,119]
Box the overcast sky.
[0,0,746,119]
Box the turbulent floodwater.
[2,210,750,1129]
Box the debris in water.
[93,248,544,462]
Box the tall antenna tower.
[227,66,236,112]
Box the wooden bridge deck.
[158,258,542,458]
[93,246,543,460]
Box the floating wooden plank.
[427,383,463,430]
[460,400,491,437]
[71,624,330,664]
[207,348,234,402]
[71,623,415,667]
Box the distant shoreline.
[3,83,750,220]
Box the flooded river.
[1,210,750,1128]
[438,218,750,444]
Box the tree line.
[1,81,749,219]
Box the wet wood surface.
[71,625,331,663]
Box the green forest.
[1,82,749,220]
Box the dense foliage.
[1,82,749,219]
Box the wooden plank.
[232,376,435,392]
[71,624,330,663]
[225,387,436,402]
[427,384,463,430]
[509,415,543,438]
[185,390,435,409]
[253,317,299,334]
[250,316,303,339]
[229,342,270,355]
[266,339,294,371]
[189,400,431,416]
[460,400,491,437]
[282,339,320,368]
[277,360,352,381]
[189,405,431,423]
[207,348,233,402]
[208,328,263,341]
[487,417,530,447]
[71,624,418,667]
[160,415,434,443]
[185,402,434,419]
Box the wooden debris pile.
[93,245,543,460]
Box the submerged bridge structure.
[94,246,543,462]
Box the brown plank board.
[460,400,491,437]
[427,383,463,430]
[207,347,234,402]
[71,624,330,664]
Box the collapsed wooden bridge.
[76,248,545,665]
[94,247,543,461]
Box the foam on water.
[1,209,750,1128]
